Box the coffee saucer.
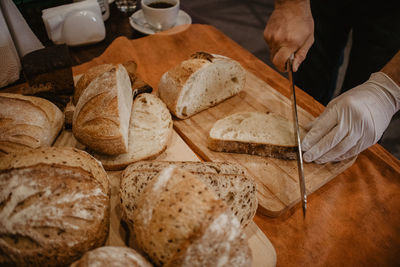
[129,9,192,35]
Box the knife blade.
[287,54,307,217]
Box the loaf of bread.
[120,161,257,228]
[131,166,252,266]
[208,111,307,160]
[158,52,246,119]
[91,93,172,171]
[72,64,133,155]
[73,246,153,267]
[0,93,64,156]
[0,147,110,266]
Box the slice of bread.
[0,93,64,156]
[158,52,246,119]
[91,94,173,170]
[131,166,252,266]
[73,246,152,267]
[0,147,110,266]
[208,111,307,160]
[120,161,257,228]
[73,64,133,155]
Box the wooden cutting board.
[173,71,356,217]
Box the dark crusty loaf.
[73,246,153,267]
[208,111,307,160]
[158,52,246,119]
[0,147,110,266]
[22,45,74,108]
[72,64,133,155]
[131,166,252,266]
[0,93,64,156]
[120,161,257,228]
[91,93,172,171]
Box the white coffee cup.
[141,0,180,31]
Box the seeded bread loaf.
[73,246,153,267]
[0,147,110,266]
[208,111,307,160]
[120,161,257,228]
[158,52,246,119]
[0,93,64,156]
[72,64,133,155]
[91,93,172,171]
[131,166,252,266]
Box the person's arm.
[301,51,400,163]
[263,0,314,72]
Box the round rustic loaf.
[73,246,152,267]
[0,93,64,156]
[0,147,110,266]
[131,166,252,266]
[120,161,257,228]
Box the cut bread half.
[91,93,172,170]
[158,52,245,119]
[208,111,307,160]
[73,64,133,155]
[120,161,257,228]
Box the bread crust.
[73,61,141,106]
[0,93,64,156]
[73,64,114,105]
[208,136,297,160]
[0,147,110,266]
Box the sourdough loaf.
[120,161,257,228]
[91,93,172,171]
[131,166,252,266]
[0,93,64,156]
[72,64,133,155]
[0,147,110,266]
[208,111,307,160]
[73,246,153,267]
[158,52,246,119]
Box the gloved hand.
[263,0,314,72]
[302,72,400,163]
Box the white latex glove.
[302,72,400,163]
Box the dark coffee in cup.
[148,2,175,8]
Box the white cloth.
[0,0,43,57]
[0,5,20,88]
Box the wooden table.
[5,4,400,266]
[72,24,400,267]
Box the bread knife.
[287,54,307,217]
